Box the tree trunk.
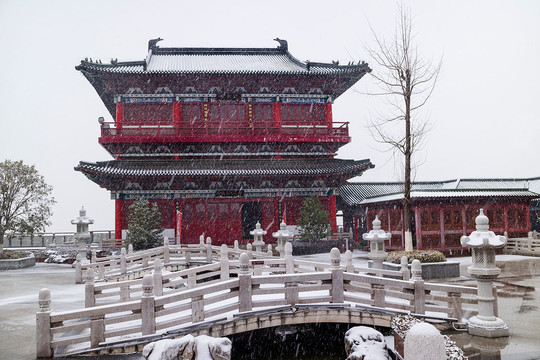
[404,78,414,252]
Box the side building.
[75,39,373,244]
[339,177,540,254]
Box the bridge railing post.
[163,237,170,263]
[285,281,299,306]
[371,284,385,307]
[85,268,95,308]
[330,248,344,303]
[285,242,294,274]
[36,288,52,358]
[410,260,425,314]
[75,254,83,284]
[344,250,354,273]
[141,274,156,335]
[246,243,253,260]
[220,244,230,280]
[90,314,105,348]
[448,292,463,321]
[120,247,127,274]
[238,253,253,312]
[400,256,410,281]
[206,237,213,263]
[153,258,163,296]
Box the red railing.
[100,121,349,140]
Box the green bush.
[387,250,446,264]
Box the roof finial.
[273,38,288,51]
[148,37,163,51]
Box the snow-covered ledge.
[0,253,36,270]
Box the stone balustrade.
[38,247,480,358]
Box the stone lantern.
[362,215,391,270]
[71,207,94,258]
[460,209,509,338]
[272,221,293,258]
[250,221,267,253]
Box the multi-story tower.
[75,38,373,244]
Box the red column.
[274,102,281,128]
[326,103,333,129]
[329,195,337,232]
[115,199,123,241]
[173,101,182,128]
[116,103,123,128]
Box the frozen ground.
[0,252,539,359]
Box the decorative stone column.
[250,222,267,253]
[362,216,391,270]
[272,221,293,258]
[71,207,94,259]
[460,209,509,338]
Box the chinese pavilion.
[339,178,540,254]
[75,38,373,244]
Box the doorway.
[241,202,261,239]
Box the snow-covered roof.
[340,177,540,206]
[76,158,374,178]
[76,45,371,76]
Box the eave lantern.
[460,209,509,338]
[363,215,391,269]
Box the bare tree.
[366,6,441,251]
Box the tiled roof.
[340,177,540,206]
[76,46,371,76]
[359,189,539,205]
[75,158,374,178]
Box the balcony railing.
[99,121,350,140]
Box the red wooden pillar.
[439,208,445,250]
[173,101,182,128]
[329,195,337,232]
[325,102,333,129]
[116,102,123,128]
[274,102,281,128]
[115,199,123,241]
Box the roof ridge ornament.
[148,37,163,51]
[273,37,288,51]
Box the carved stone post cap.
[142,274,154,296]
[344,249,352,261]
[153,258,162,269]
[239,252,250,273]
[373,215,381,230]
[39,288,51,311]
[284,241,293,256]
[164,237,169,246]
[400,256,408,267]
[330,247,341,267]
[121,247,126,255]
[246,243,253,251]
[76,253,82,262]
[206,237,212,245]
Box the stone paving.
[0,254,539,359]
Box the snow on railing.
[39,248,479,358]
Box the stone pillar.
[238,253,252,312]
[120,247,127,274]
[163,237,170,264]
[36,288,52,358]
[362,215,390,270]
[267,244,273,257]
[400,256,410,281]
[410,259,422,281]
[71,207,94,259]
[410,260,425,314]
[128,243,133,256]
[220,244,229,280]
[404,323,445,360]
[234,240,239,251]
[272,221,293,258]
[460,209,509,338]
[205,237,212,263]
[91,249,97,263]
[250,221,267,253]
[330,247,344,303]
[141,274,156,335]
[85,268,95,308]
[152,258,163,296]
[246,243,253,260]
[284,242,294,274]
[75,254,82,284]
[344,250,354,273]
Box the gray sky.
[1,0,539,232]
